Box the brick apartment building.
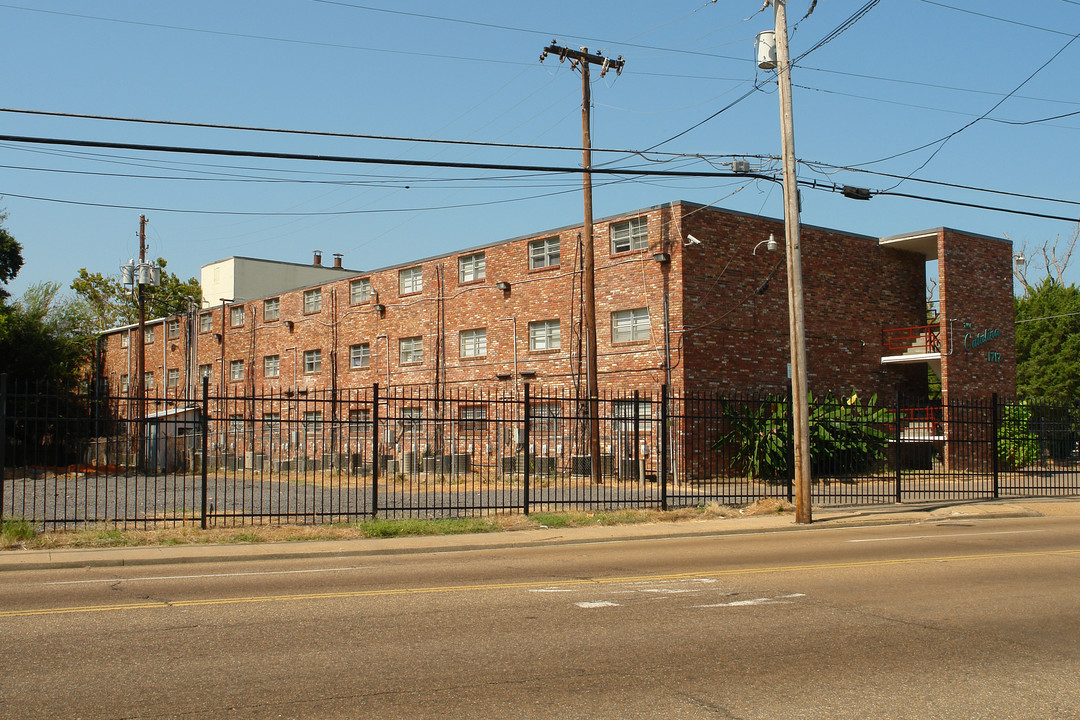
[97,200,1015,407]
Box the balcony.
[881,323,941,365]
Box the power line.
[919,0,1074,37]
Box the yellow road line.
[4,548,1078,619]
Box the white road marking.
[847,529,1045,543]
[43,566,368,585]
[694,593,805,608]
[529,588,577,593]
[576,601,621,608]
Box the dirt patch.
[738,498,795,516]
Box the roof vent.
[313,250,323,266]
[333,253,343,269]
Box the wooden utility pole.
[136,213,147,471]
[541,43,624,484]
[772,2,812,523]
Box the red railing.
[882,324,941,354]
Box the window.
[303,288,322,313]
[460,328,487,358]
[230,305,245,327]
[166,368,180,388]
[199,313,212,333]
[612,308,651,343]
[144,371,155,389]
[230,360,244,381]
[263,297,280,321]
[264,355,280,378]
[303,411,323,433]
[229,414,246,434]
[459,405,486,432]
[530,403,561,433]
[401,407,421,429]
[399,336,423,364]
[458,252,486,283]
[167,319,180,339]
[399,266,423,294]
[350,343,370,369]
[349,408,372,428]
[121,331,129,348]
[144,326,155,344]
[262,412,281,435]
[529,237,560,269]
[350,278,371,304]
[529,319,560,351]
[120,374,129,393]
[304,349,322,373]
[199,364,212,381]
[610,216,649,254]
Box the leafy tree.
[71,258,201,330]
[0,208,24,304]
[1014,277,1080,404]
[0,282,95,389]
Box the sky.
[2,0,1079,304]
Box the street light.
[753,235,779,255]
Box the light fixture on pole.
[753,234,779,255]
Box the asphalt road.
[2,516,1079,719]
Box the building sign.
[962,322,1003,363]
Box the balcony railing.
[882,323,941,355]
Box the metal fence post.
[991,393,1000,499]
[786,382,795,504]
[660,384,668,511]
[200,375,209,530]
[0,374,7,521]
[523,382,531,515]
[371,383,380,518]
[894,389,903,504]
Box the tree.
[0,282,95,389]
[1014,277,1080,404]
[0,208,24,304]
[71,258,201,331]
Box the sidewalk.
[2,497,1076,573]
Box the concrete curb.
[1,498,1072,573]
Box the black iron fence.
[2,374,1079,530]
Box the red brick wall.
[98,203,1001,410]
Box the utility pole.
[136,213,147,472]
[541,43,624,485]
[772,1,813,524]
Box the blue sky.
[2,0,1078,302]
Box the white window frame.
[350,343,370,369]
[612,308,651,343]
[460,328,487,358]
[120,374,129,393]
[529,237,560,269]
[230,305,245,327]
[529,319,560,351]
[459,405,486,432]
[166,319,180,339]
[399,336,423,364]
[166,368,180,388]
[303,410,323,433]
[264,355,280,378]
[303,288,322,313]
[530,403,561,433]
[199,364,212,380]
[399,266,423,294]
[144,371,155,389]
[144,326,155,344]
[229,360,244,381]
[121,331,129,348]
[350,278,372,304]
[199,314,212,333]
[610,217,649,254]
[458,252,486,283]
[303,349,322,374]
[263,297,280,321]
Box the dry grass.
[3,499,788,551]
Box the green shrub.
[714,393,894,480]
[1,517,36,545]
[998,402,1041,468]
